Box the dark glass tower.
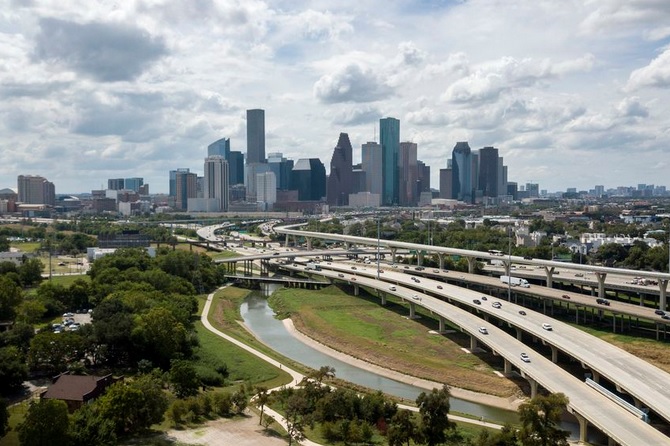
[326,133,354,206]
[246,109,265,164]
[451,142,473,203]
[380,117,400,206]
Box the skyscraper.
[125,178,144,192]
[169,168,190,197]
[439,168,453,199]
[398,141,418,206]
[362,142,382,196]
[326,133,354,206]
[380,117,400,206]
[478,146,499,198]
[417,161,430,193]
[204,156,229,211]
[208,138,230,159]
[267,152,294,190]
[451,142,473,203]
[175,171,197,210]
[227,151,244,185]
[107,178,124,190]
[291,158,326,201]
[256,171,277,209]
[246,109,265,164]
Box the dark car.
[473,299,481,305]
[596,298,610,306]
[662,315,670,320]
[562,294,571,300]
[523,256,533,260]
[437,285,443,289]
[481,296,488,301]
[518,310,527,316]
[655,310,665,316]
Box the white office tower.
[256,171,277,210]
[204,156,229,212]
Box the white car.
[520,353,531,362]
[412,294,421,301]
[542,323,553,331]
[492,302,502,309]
[388,285,397,291]
[478,327,488,335]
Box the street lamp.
[376,217,381,280]
[507,225,512,302]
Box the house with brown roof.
[41,372,121,412]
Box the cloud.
[616,97,649,118]
[396,41,426,66]
[33,18,167,82]
[580,0,670,38]
[313,63,393,103]
[442,55,594,104]
[331,105,382,126]
[626,48,670,90]
[405,107,449,126]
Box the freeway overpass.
[280,263,669,445]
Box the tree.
[311,365,336,383]
[0,399,8,438]
[518,393,570,446]
[17,399,70,446]
[255,386,270,425]
[285,393,308,446]
[0,346,28,395]
[0,275,22,320]
[18,258,44,286]
[169,359,200,398]
[27,331,85,374]
[133,306,189,368]
[387,409,417,446]
[416,385,453,446]
[68,403,117,446]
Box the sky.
[1,0,670,194]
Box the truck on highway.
[500,275,530,288]
[305,262,321,271]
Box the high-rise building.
[417,161,430,193]
[107,178,124,190]
[526,182,539,198]
[362,142,382,196]
[439,168,453,199]
[245,163,271,202]
[228,151,244,185]
[290,158,326,201]
[256,171,277,208]
[204,156,229,212]
[326,133,354,206]
[478,146,499,198]
[208,138,230,159]
[380,117,400,205]
[175,171,197,210]
[169,168,190,196]
[451,142,473,203]
[125,177,144,192]
[398,141,418,206]
[267,152,294,190]
[246,109,265,164]
[17,175,55,205]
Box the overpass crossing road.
[282,264,669,445]
[274,225,670,310]
[308,261,670,428]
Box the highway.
[281,263,670,445]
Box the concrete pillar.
[572,411,588,445]
[659,279,668,311]
[417,251,424,266]
[438,253,445,270]
[469,335,477,350]
[353,284,359,296]
[466,256,476,274]
[306,237,312,250]
[409,302,417,319]
[504,359,512,374]
[503,260,511,276]
[345,242,351,250]
[592,370,600,384]
[550,345,558,363]
[544,266,555,288]
[607,438,616,446]
[515,327,522,341]
[438,317,446,333]
[595,272,607,299]
[284,233,289,247]
[380,293,387,306]
[528,377,538,398]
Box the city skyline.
[1,2,670,193]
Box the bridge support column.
[469,335,477,351]
[409,302,417,319]
[466,256,476,274]
[503,260,511,276]
[345,242,351,250]
[380,292,387,306]
[659,279,668,311]
[284,234,289,247]
[632,397,642,409]
[527,377,538,398]
[305,237,312,250]
[353,284,359,296]
[438,317,446,333]
[503,359,512,375]
[550,345,558,363]
[417,251,424,266]
[595,272,607,299]
[438,253,445,270]
[591,370,600,384]
[515,327,522,341]
[390,248,397,263]
[543,266,555,288]
[607,438,616,446]
[571,411,589,445]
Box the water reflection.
[240,287,519,424]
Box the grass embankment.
[269,285,522,398]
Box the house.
[41,372,121,412]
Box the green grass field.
[268,285,521,398]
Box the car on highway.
[481,296,488,301]
[518,310,527,316]
[436,285,443,289]
[523,256,533,260]
[520,352,530,362]
[273,252,279,255]
[492,302,502,309]
[473,299,481,305]
[655,310,665,316]
[542,323,553,331]
[351,277,357,281]
[351,266,357,270]
[596,298,611,306]
[433,269,440,273]
[561,294,571,300]
[662,315,670,320]
[377,269,384,274]
[575,273,584,277]
[412,294,421,300]
[388,285,397,291]
[478,327,488,335]
[338,273,344,278]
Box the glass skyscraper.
[380,117,400,206]
[246,109,265,164]
[451,142,473,203]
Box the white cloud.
[313,63,393,103]
[626,48,670,90]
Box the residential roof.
[42,374,115,402]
